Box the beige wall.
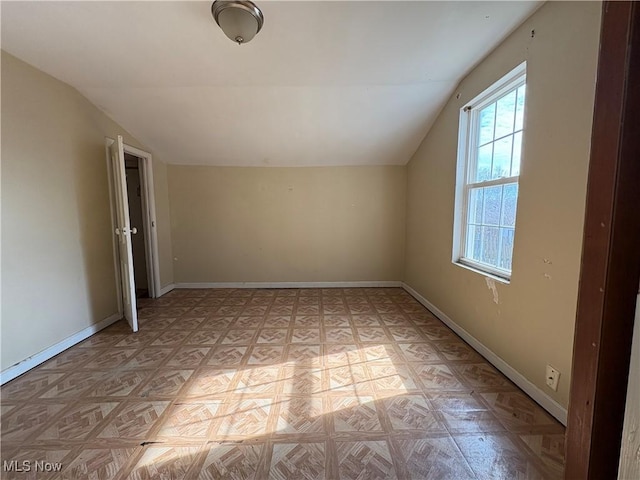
[0,52,173,371]
[404,1,601,408]
[168,166,406,283]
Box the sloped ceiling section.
[1,1,541,166]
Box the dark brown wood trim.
[565,2,640,479]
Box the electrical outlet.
[546,365,560,391]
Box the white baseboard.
[158,283,176,297]
[0,312,122,385]
[172,281,402,290]
[401,282,568,426]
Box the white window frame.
[452,62,527,281]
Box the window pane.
[481,226,500,266]
[483,185,502,226]
[468,187,484,224]
[511,131,522,176]
[501,183,518,227]
[457,65,525,276]
[478,103,496,145]
[495,89,516,138]
[514,85,526,131]
[476,144,493,182]
[499,228,515,270]
[492,136,512,179]
[466,224,480,259]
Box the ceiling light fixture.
[211,0,264,45]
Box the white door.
[618,291,640,479]
[110,135,138,332]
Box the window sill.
[453,260,511,285]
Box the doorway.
[564,2,640,478]
[105,138,161,324]
[125,153,150,299]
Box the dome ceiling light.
[211,1,265,45]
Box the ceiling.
[1,1,541,167]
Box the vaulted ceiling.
[1,1,541,166]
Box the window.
[453,63,526,280]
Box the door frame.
[105,138,161,303]
[565,2,640,478]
